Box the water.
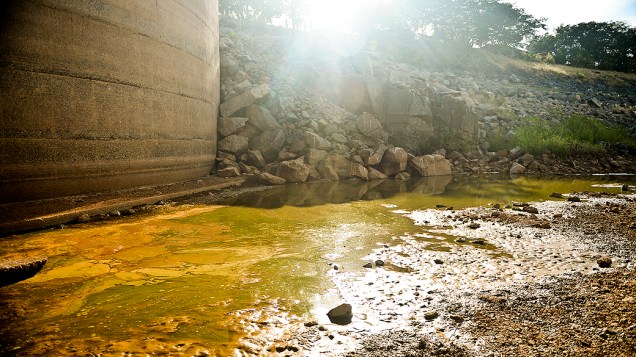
[0,175,633,356]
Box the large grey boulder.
[218,117,248,137]
[304,131,332,150]
[250,130,286,162]
[349,163,369,180]
[276,159,311,183]
[258,172,286,185]
[220,84,271,117]
[409,154,452,177]
[305,148,329,168]
[246,105,281,132]
[218,135,248,155]
[368,167,388,180]
[356,112,384,140]
[328,153,353,179]
[379,147,408,176]
[247,149,267,168]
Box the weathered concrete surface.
[0,0,220,203]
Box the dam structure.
[0,0,220,203]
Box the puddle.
[0,175,634,355]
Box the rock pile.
[215,18,636,180]
[215,25,458,184]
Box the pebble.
[433,259,444,265]
[597,256,613,268]
[375,260,385,267]
[468,223,481,229]
[567,196,581,202]
[77,214,91,223]
[424,310,439,320]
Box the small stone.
[77,214,91,223]
[471,239,486,245]
[567,196,581,202]
[549,192,563,199]
[597,256,613,268]
[523,206,539,214]
[304,321,318,327]
[375,260,385,267]
[450,315,464,323]
[363,263,373,268]
[468,222,480,229]
[433,259,444,265]
[424,310,439,320]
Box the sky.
[509,0,636,30]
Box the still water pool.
[0,175,633,356]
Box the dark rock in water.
[304,321,318,327]
[433,259,444,265]
[375,259,385,267]
[0,257,47,287]
[77,213,91,223]
[468,222,480,229]
[550,192,564,199]
[363,262,373,268]
[567,196,581,202]
[597,256,613,268]
[327,303,353,325]
[622,184,630,192]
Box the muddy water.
[0,175,633,356]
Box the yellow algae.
[134,267,185,278]
[113,246,169,261]
[27,261,111,283]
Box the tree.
[529,21,636,72]
[219,0,285,23]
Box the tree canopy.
[529,21,636,72]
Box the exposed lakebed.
[0,175,634,356]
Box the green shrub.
[511,115,634,157]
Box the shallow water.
[0,175,634,356]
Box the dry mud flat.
[269,192,636,356]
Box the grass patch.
[512,115,634,157]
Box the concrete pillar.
[0,0,220,203]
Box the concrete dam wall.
[0,0,220,203]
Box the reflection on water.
[0,175,633,356]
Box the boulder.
[218,135,249,155]
[349,163,369,180]
[328,153,353,178]
[258,172,286,185]
[247,150,267,168]
[305,148,329,168]
[409,154,452,177]
[379,147,408,176]
[320,158,340,181]
[276,159,310,183]
[327,303,353,325]
[304,131,332,150]
[217,166,241,177]
[356,112,384,140]
[368,167,388,179]
[220,84,271,117]
[510,162,526,175]
[246,105,281,132]
[250,130,286,162]
[0,257,47,288]
[218,117,248,137]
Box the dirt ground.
[266,191,636,356]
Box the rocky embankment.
[214,19,636,182]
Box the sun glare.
[307,0,392,34]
